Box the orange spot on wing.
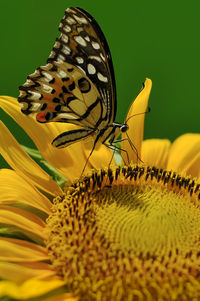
[36,112,47,123]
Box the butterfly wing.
[47,7,117,124]
[18,7,117,149]
[19,61,107,131]
[51,128,94,148]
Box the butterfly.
[18,7,129,169]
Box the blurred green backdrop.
[0,0,200,168]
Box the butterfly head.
[107,122,129,145]
[120,124,129,133]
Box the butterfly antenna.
[125,107,151,124]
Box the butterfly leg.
[111,134,143,164]
[80,137,100,178]
[124,132,143,163]
[102,143,130,186]
[51,128,97,178]
[104,144,116,167]
[104,143,130,166]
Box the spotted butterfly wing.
[18,7,126,150]
[47,7,117,123]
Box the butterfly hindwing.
[47,7,117,123]
[18,61,107,130]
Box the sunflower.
[0,78,200,301]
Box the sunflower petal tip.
[144,78,152,89]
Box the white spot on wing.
[57,54,65,62]
[58,113,76,119]
[30,102,42,111]
[29,70,40,77]
[29,91,42,101]
[63,25,71,33]
[42,72,53,81]
[41,63,51,71]
[85,36,90,42]
[57,69,68,78]
[74,35,87,47]
[49,51,56,59]
[100,53,106,61]
[87,64,96,75]
[66,17,76,25]
[40,84,53,93]
[41,77,51,83]
[62,45,71,55]
[19,90,26,97]
[61,34,69,43]
[97,72,108,82]
[89,55,102,62]
[20,102,27,110]
[76,57,84,64]
[73,15,88,24]
[54,41,61,48]
[77,27,83,33]
[92,41,100,49]
[23,79,34,86]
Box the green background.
[0,0,200,168]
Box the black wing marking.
[52,128,94,148]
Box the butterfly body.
[18,7,128,152]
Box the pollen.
[45,165,200,301]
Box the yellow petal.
[0,237,48,262]
[0,262,56,283]
[141,139,171,168]
[0,121,62,196]
[83,141,114,170]
[0,205,46,240]
[122,78,152,164]
[0,169,52,214]
[183,151,200,180]
[0,96,87,181]
[0,277,64,298]
[167,133,200,178]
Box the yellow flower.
[0,78,200,300]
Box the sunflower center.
[95,184,200,257]
[45,165,200,301]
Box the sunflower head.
[45,164,200,300]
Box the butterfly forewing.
[47,7,117,123]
